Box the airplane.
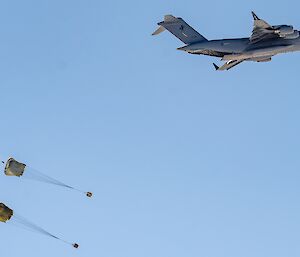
[152,12,300,71]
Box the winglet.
[252,11,260,20]
[213,63,220,71]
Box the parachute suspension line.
[13,214,59,239]
[24,167,74,189]
[24,167,93,198]
[12,213,79,248]
[69,187,93,198]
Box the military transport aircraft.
[152,12,300,71]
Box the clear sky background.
[0,0,300,256]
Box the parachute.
[4,158,25,177]
[0,202,79,249]
[3,158,92,198]
[0,203,13,223]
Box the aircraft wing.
[214,55,274,71]
[213,60,244,71]
[250,12,280,43]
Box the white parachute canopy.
[2,158,92,198]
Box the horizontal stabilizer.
[164,15,178,22]
[152,26,166,36]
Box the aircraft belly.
[222,45,295,61]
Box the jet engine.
[254,57,272,62]
[283,30,300,39]
[273,25,295,37]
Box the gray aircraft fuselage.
[178,37,300,60]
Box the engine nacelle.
[274,25,294,37]
[283,30,300,39]
[253,57,272,62]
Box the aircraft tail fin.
[152,15,208,44]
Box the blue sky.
[0,0,300,256]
